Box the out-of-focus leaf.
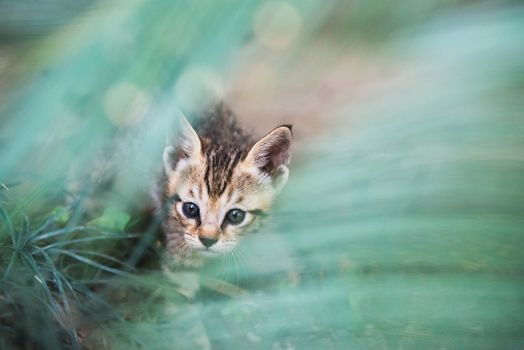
[50,206,70,225]
[87,207,130,231]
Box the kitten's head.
[161,117,291,259]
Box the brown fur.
[153,104,292,266]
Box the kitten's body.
[154,104,291,266]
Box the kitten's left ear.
[245,125,292,191]
[163,116,202,176]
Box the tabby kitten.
[156,105,292,265]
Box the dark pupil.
[182,202,199,218]
[227,209,245,225]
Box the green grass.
[1,1,524,349]
[0,186,140,348]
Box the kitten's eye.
[225,209,246,225]
[182,202,200,218]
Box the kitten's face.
[162,118,291,258]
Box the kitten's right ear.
[244,125,292,192]
[163,116,201,176]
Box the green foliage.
[0,191,138,349]
[1,1,524,349]
[87,207,130,231]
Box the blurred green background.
[1,0,523,349]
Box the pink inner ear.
[269,141,290,167]
[256,135,291,174]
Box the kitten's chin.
[189,245,238,258]
[196,249,220,258]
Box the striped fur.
[154,104,291,266]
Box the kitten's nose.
[199,237,218,248]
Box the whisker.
[235,246,248,264]
[220,251,230,280]
[231,249,241,285]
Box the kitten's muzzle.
[199,237,218,248]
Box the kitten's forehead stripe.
[204,145,247,198]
